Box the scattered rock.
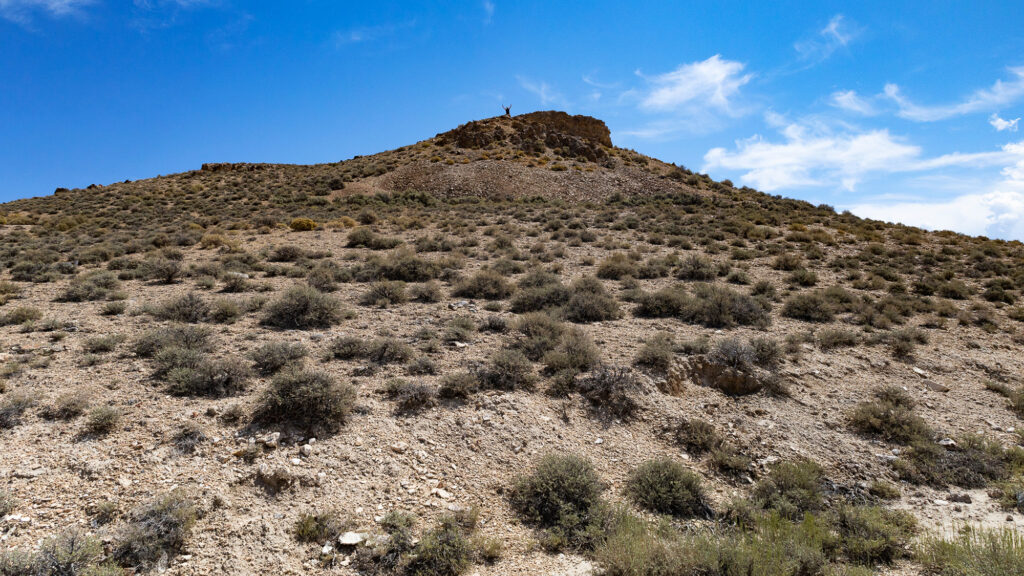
[338,532,366,546]
[256,465,294,493]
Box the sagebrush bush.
[626,458,710,518]
[513,312,565,360]
[251,341,307,375]
[166,358,251,397]
[596,253,637,280]
[832,505,916,565]
[154,292,210,323]
[479,349,536,391]
[261,285,343,329]
[84,405,120,436]
[383,378,435,414]
[633,332,674,373]
[672,418,723,455]
[849,386,932,444]
[0,391,36,429]
[577,365,640,419]
[542,326,600,374]
[783,292,834,322]
[753,459,824,520]
[361,281,407,307]
[453,269,514,300]
[113,490,196,569]
[676,253,716,281]
[438,372,479,400]
[294,510,344,543]
[254,368,356,433]
[134,324,212,358]
[57,271,121,302]
[564,276,620,323]
[510,454,605,551]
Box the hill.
[1,112,1023,575]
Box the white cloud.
[883,67,1024,121]
[991,113,1020,132]
[482,0,494,24]
[830,90,877,115]
[0,0,93,23]
[702,119,919,191]
[639,55,751,113]
[848,144,1024,239]
[793,14,858,64]
[332,20,415,47]
[516,76,566,106]
[702,116,1024,192]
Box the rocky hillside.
[0,113,1023,575]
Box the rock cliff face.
[436,111,613,162]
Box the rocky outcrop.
[662,356,771,396]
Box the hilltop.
[1,112,1023,575]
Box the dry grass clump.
[253,368,356,433]
[261,285,344,329]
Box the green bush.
[479,349,536,391]
[753,459,825,520]
[134,324,212,358]
[510,454,606,551]
[626,458,710,518]
[452,269,514,300]
[577,365,640,419]
[849,386,932,444]
[154,292,209,323]
[113,490,196,569]
[917,526,1024,576]
[596,253,638,280]
[676,253,716,281]
[361,281,408,307]
[250,341,307,375]
[542,327,600,374]
[783,292,835,322]
[672,418,723,455]
[261,285,343,329]
[166,358,250,397]
[633,332,674,373]
[254,368,356,434]
[294,510,343,543]
[832,505,916,565]
[84,405,120,436]
[438,372,479,400]
[57,271,121,302]
[398,516,473,576]
[513,312,565,360]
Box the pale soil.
[0,224,1022,574]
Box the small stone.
[321,544,334,555]
[594,438,604,445]
[938,438,957,449]
[256,465,293,493]
[301,444,312,457]
[431,488,452,500]
[912,367,928,378]
[923,379,949,393]
[391,442,409,454]
[338,532,366,546]
[933,499,949,506]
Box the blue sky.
[3,1,1024,239]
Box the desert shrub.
[832,505,916,565]
[0,392,36,429]
[478,349,536,391]
[783,292,835,322]
[849,386,932,444]
[154,292,209,323]
[294,510,343,543]
[889,327,928,359]
[261,285,343,329]
[479,315,507,333]
[443,315,476,343]
[269,245,306,262]
[634,332,674,373]
[577,365,640,419]
[326,336,368,360]
[361,281,408,307]
[100,301,127,315]
[677,253,716,281]
[509,270,571,313]
[709,337,755,369]
[753,459,825,520]
[596,253,637,280]
[247,340,303,377]
[166,358,251,397]
[347,227,402,250]
[142,258,181,284]
[681,283,770,328]
[750,336,782,368]
[398,517,473,576]
[564,276,619,323]
[633,286,689,317]
[406,356,437,375]
[542,327,600,374]
[43,390,90,420]
[221,273,252,293]
[710,446,753,479]
[172,423,206,454]
[34,530,105,576]
[366,338,414,365]
[626,458,710,518]
[894,434,1010,489]
[0,489,15,517]
[57,271,121,302]
[384,378,435,414]
[453,269,513,300]
[306,265,338,292]
[209,298,242,323]
[83,334,125,354]
[788,268,819,287]
[113,490,196,569]
[773,252,804,271]
[438,372,479,400]
[134,325,212,358]
[672,418,723,455]
[0,306,42,326]
[817,328,860,350]
[254,368,356,434]
[917,526,1024,576]
[289,217,316,231]
[513,312,565,360]
[509,454,605,551]
[410,281,442,303]
[84,405,120,435]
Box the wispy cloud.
[991,113,1020,132]
[793,14,859,65]
[516,76,566,106]
[830,90,877,115]
[332,19,416,47]
[0,0,94,24]
[482,0,494,24]
[702,115,1022,192]
[622,55,753,138]
[883,66,1024,121]
[848,142,1024,238]
[638,55,751,113]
